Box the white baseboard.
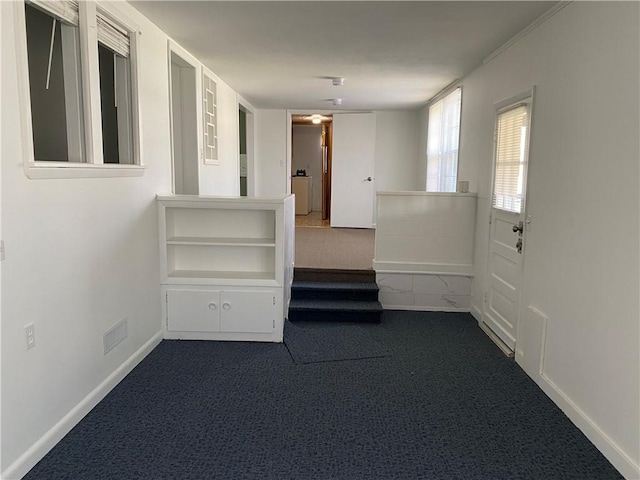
[536,374,639,480]
[470,303,482,322]
[2,332,163,480]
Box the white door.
[482,98,532,351]
[331,113,376,228]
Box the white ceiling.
[130,1,556,111]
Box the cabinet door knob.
[208,302,217,310]
[222,302,231,310]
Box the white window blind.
[426,88,461,192]
[492,104,529,213]
[97,12,130,58]
[27,0,79,25]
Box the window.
[492,103,531,213]
[426,87,462,192]
[20,0,142,178]
[97,10,134,164]
[24,1,84,162]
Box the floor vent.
[104,318,128,355]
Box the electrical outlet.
[25,323,36,350]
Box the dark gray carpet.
[23,311,622,480]
[284,320,390,364]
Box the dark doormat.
[284,320,391,364]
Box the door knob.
[222,302,231,310]
[512,221,524,234]
[208,302,217,310]
[364,176,372,182]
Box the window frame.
[15,0,144,179]
[426,86,462,193]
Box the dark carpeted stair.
[288,269,383,323]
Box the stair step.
[292,281,379,301]
[294,268,376,283]
[288,298,383,323]
[290,298,383,312]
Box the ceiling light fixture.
[332,77,344,86]
[332,98,343,106]
[311,114,322,124]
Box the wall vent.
[104,318,128,355]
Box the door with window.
[483,95,533,351]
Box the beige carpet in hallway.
[295,227,375,270]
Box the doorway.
[168,49,199,195]
[239,104,255,197]
[482,89,534,352]
[291,115,333,223]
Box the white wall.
[254,109,288,196]
[374,111,421,191]
[256,110,421,198]
[459,3,639,477]
[1,1,245,477]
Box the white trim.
[377,191,476,197]
[536,374,639,480]
[470,303,482,322]
[479,321,514,357]
[373,260,474,276]
[202,65,219,165]
[482,2,572,64]
[78,0,102,165]
[25,162,145,179]
[17,0,144,176]
[426,78,461,106]
[1,332,163,480]
[381,305,470,313]
[167,39,203,194]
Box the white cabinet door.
[167,290,221,332]
[220,291,275,334]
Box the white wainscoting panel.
[378,273,472,311]
[374,192,477,311]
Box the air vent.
[104,318,128,355]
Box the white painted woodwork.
[331,112,376,228]
[219,291,275,334]
[374,192,477,311]
[157,195,294,342]
[374,192,477,275]
[167,289,221,332]
[169,47,199,195]
[482,209,524,350]
[163,285,282,341]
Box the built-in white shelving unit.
[157,194,295,342]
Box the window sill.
[25,162,145,179]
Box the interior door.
[330,113,376,228]
[482,97,532,351]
